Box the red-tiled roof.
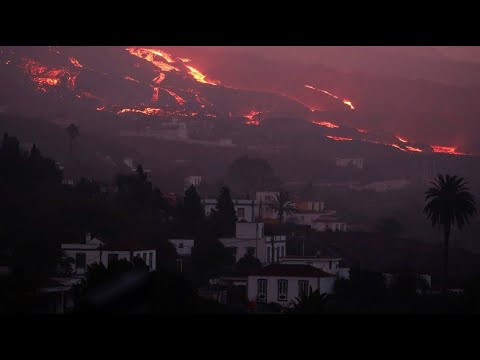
[254,264,335,278]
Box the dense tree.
[227,156,280,196]
[179,185,205,236]
[66,123,79,157]
[424,174,476,293]
[235,254,262,275]
[210,186,237,237]
[375,217,404,236]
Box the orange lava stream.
[304,84,355,110]
[312,121,339,129]
[396,136,408,143]
[126,48,179,72]
[179,58,191,63]
[326,135,353,141]
[69,57,83,68]
[162,89,186,105]
[117,107,163,116]
[406,145,423,153]
[431,145,466,155]
[185,65,218,85]
[357,128,368,133]
[124,76,140,83]
[152,73,166,84]
[152,87,159,102]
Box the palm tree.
[265,191,299,223]
[423,174,476,294]
[66,123,79,157]
[265,191,299,263]
[287,287,328,314]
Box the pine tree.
[212,186,237,237]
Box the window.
[142,253,147,262]
[280,246,284,258]
[75,253,86,269]
[148,252,153,269]
[329,261,332,270]
[257,279,267,302]
[237,207,245,219]
[298,280,309,297]
[246,247,255,257]
[108,253,118,266]
[278,279,288,301]
[179,243,184,249]
[267,247,271,263]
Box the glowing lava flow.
[69,57,83,68]
[312,121,339,129]
[126,48,179,72]
[431,146,466,155]
[117,107,163,116]
[124,76,140,83]
[342,100,355,110]
[406,145,423,153]
[244,110,260,125]
[304,84,355,110]
[186,65,218,85]
[390,144,406,151]
[162,89,186,105]
[326,135,353,141]
[357,128,368,133]
[152,73,166,84]
[396,136,408,143]
[152,87,159,102]
[179,58,191,63]
[21,58,79,92]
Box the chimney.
[86,233,92,243]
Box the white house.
[169,239,195,256]
[61,234,157,275]
[311,217,347,232]
[336,158,364,169]
[247,264,336,307]
[265,235,287,264]
[184,176,202,190]
[255,191,280,221]
[220,223,265,263]
[202,198,256,222]
[279,256,342,275]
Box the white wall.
[247,275,335,306]
[220,237,266,263]
[132,250,157,270]
[265,237,287,264]
[202,199,256,222]
[169,239,195,256]
[63,249,101,275]
[279,257,341,275]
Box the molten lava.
[124,76,140,83]
[406,145,423,153]
[186,65,218,85]
[326,135,353,141]
[179,58,191,63]
[20,58,79,93]
[162,89,186,106]
[304,84,355,110]
[431,145,466,155]
[152,73,166,84]
[312,121,339,129]
[152,87,159,102]
[69,57,83,68]
[357,128,368,133]
[390,144,406,151]
[342,100,355,110]
[126,48,179,72]
[117,107,164,116]
[396,136,408,143]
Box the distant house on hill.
[61,233,157,275]
[247,264,336,306]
